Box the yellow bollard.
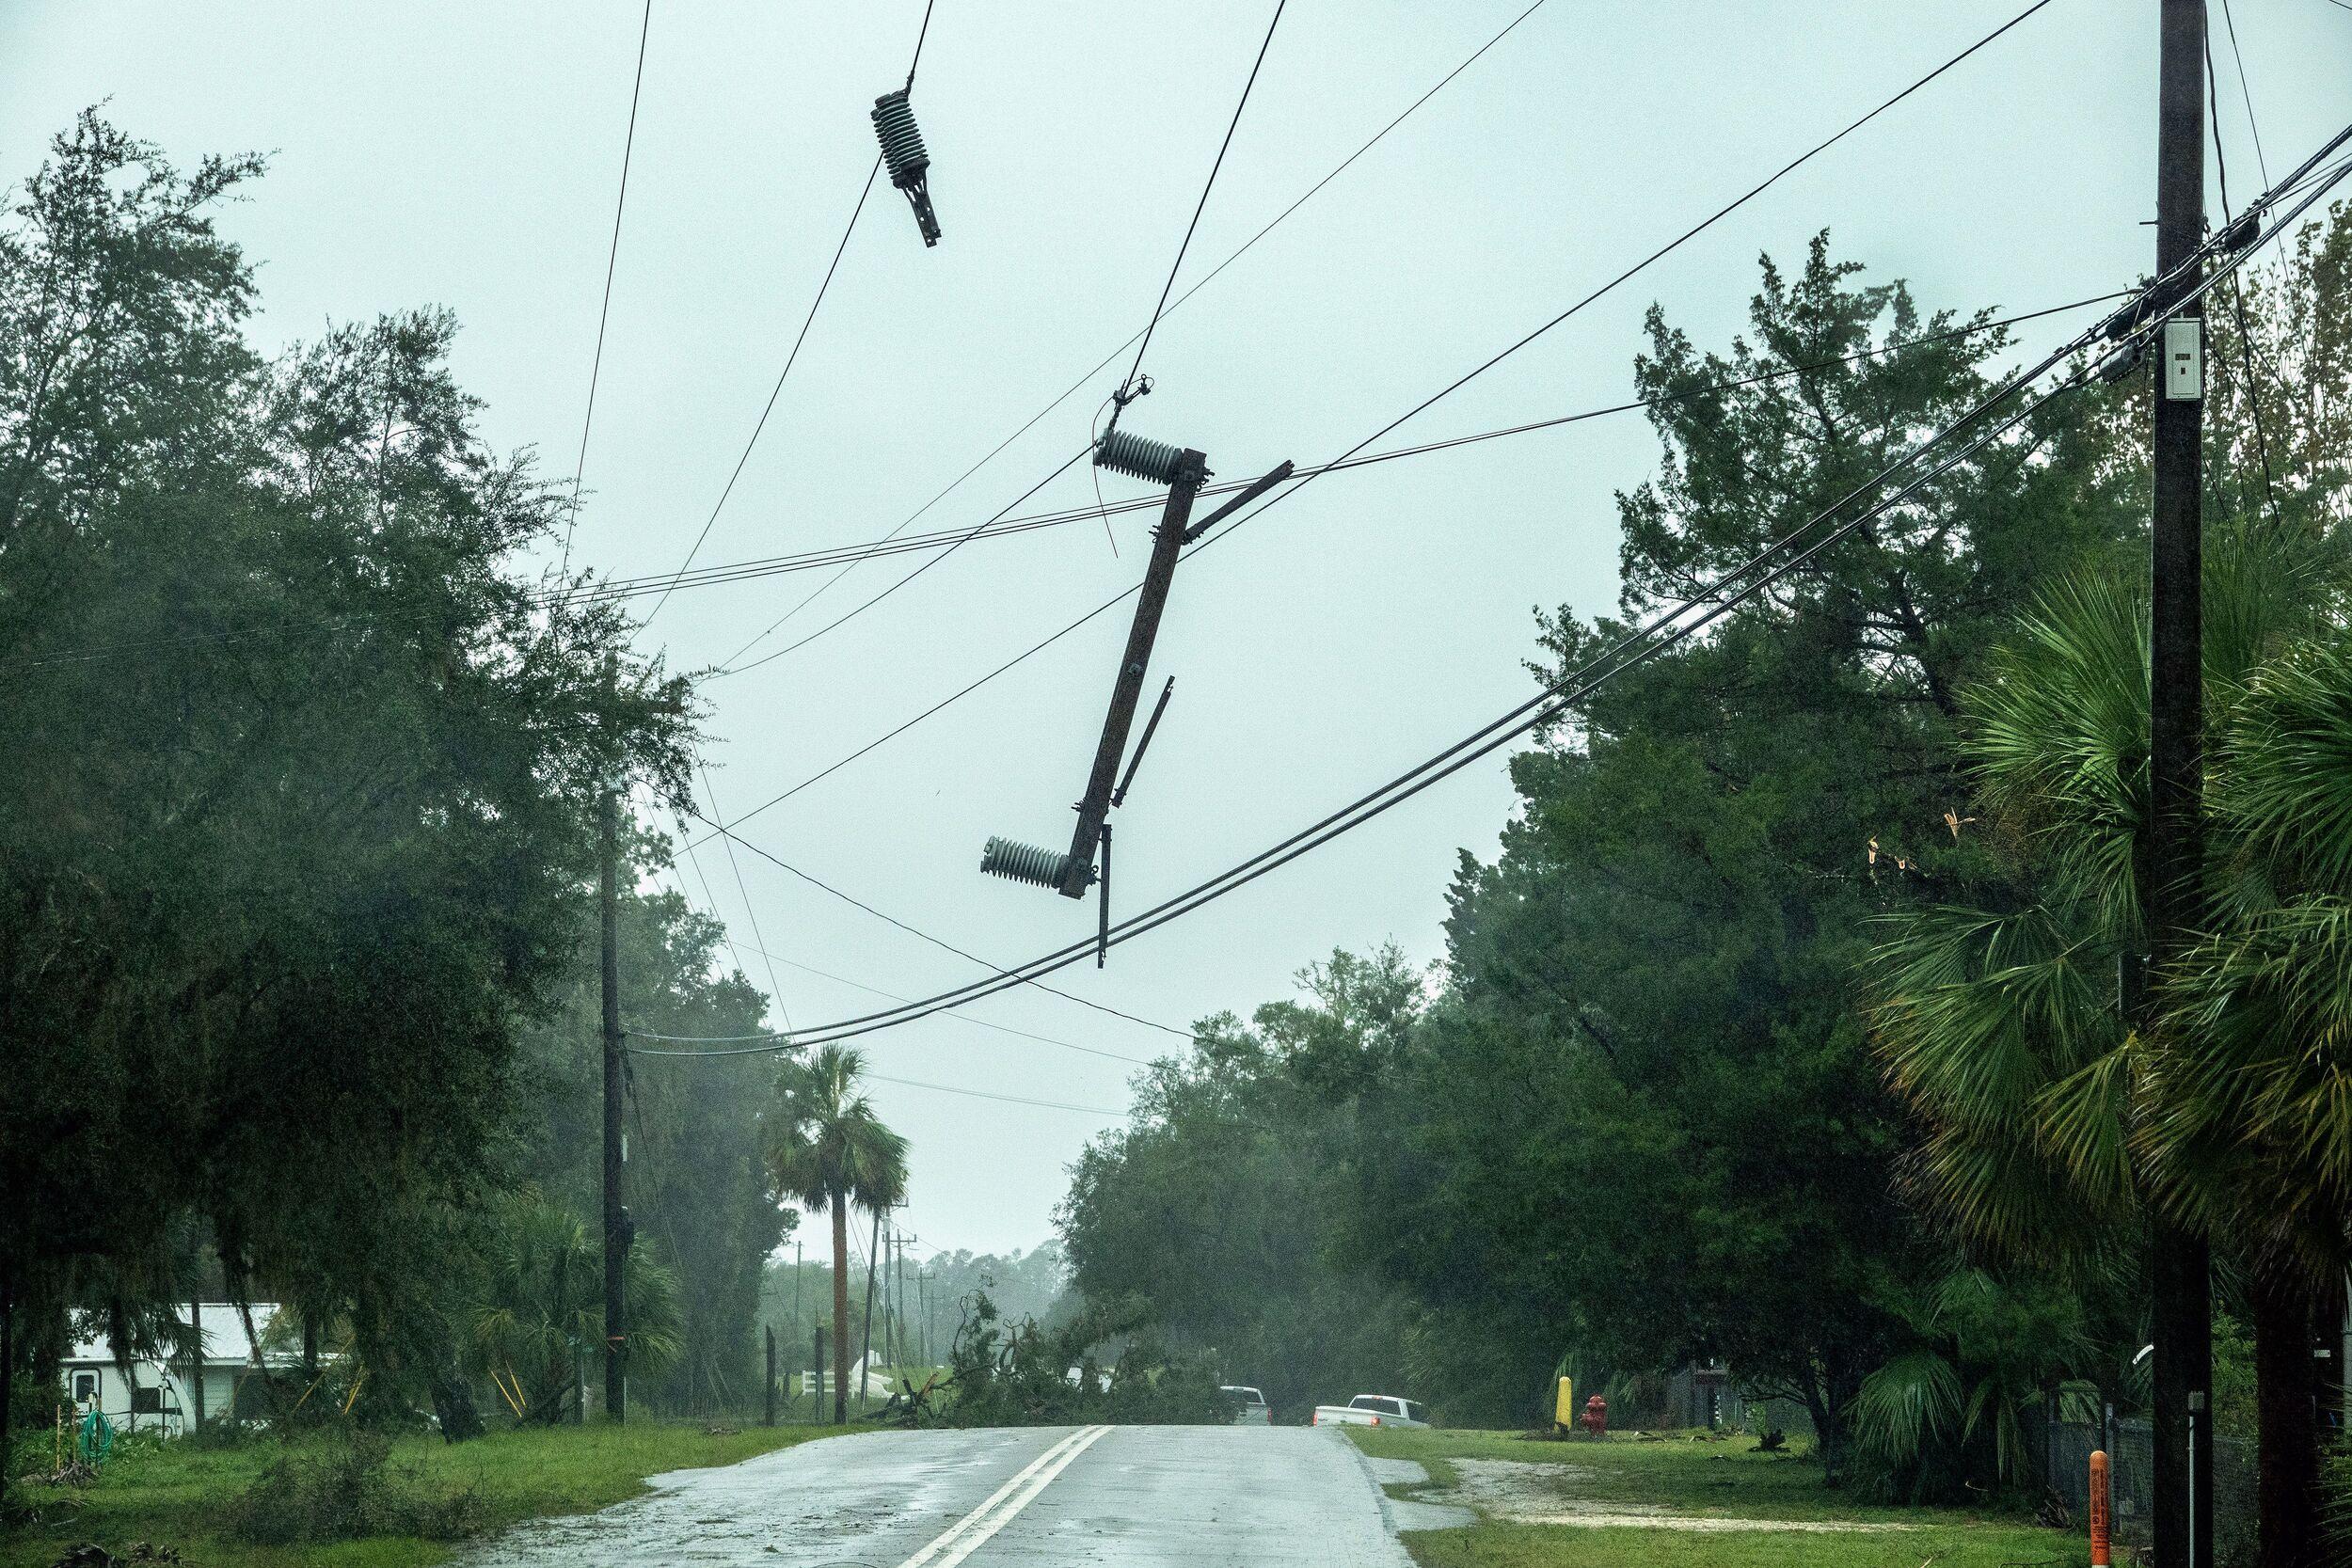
[2089,1449,2111,1568]
[1554,1376,1575,1434]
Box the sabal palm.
[764,1045,908,1423]
[1876,525,2348,1257]
[471,1194,681,1422]
[1871,524,2348,1555]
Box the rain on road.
[456,1423,1459,1567]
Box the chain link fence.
[2046,1417,2257,1567]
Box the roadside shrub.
[226,1433,484,1544]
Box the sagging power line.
[647,128,2352,1059]
[696,0,2072,847]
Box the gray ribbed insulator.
[980,835,1074,889]
[1093,428,1191,485]
[872,90,930,187]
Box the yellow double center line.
[894,1424,1112,1568]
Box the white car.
[1221,1385,1271,1424]
[1310,1394,1430,1429]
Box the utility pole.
[763,1325,777,1428]
[600,738,629,1422]
[2147,5,2209,1566]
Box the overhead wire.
[688,809,1196,1040]
[22,297,2110,679]
[1119,0,1287,397]
[707,0,1551,674]
[627,1029,1123,1115]
[722,448,1089,675]
[711,0,1286,677]
[12,2,1555,679]
[669,926,1156,1065]
[696,764,794,1030]
[696,0,2069,842]
[658,797,1159,1067]
[647,132,2352,1057]
[2204,8,2285,531]
[560,0,655,583]
[687,294,2126,824]
[640,155,884,629]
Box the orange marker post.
[2088,1449,2111,1568]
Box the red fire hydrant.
[1581,1394,1608,1437]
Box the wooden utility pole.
[600,750,628,1422]
[2147,5,2210,1566]
[763,1325,777,1428]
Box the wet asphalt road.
[458,1423,1452,1566]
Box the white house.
[61,1303,300,1436]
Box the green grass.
[1349,1428,2073,1568]
[3,1419,838,1568]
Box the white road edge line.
[930,1423,1111,1568]
[894,1424,1104,1568]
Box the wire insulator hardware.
[980,835,1089,891]
[1094,427,1207,488]
[872,89,941,246]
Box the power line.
[2203,11,2284,531]
[2217,0,2269,187]
[8,292,2119,678]
[698,1,2070,840]
[707,0,1550,673]
[698,760,793,1030]
[648,142,2352,1057]
[903,0,939,89]
[877,1071,1125,1117]
[17,1,1554,680]
[677,927,1156,1065]
[561,0,655,582]
[626,1030,1124,1115]
[641,155,884,628]
[723,448,1088,676]
[691,810,1195,1040]
[693,295,2123,825]
[1120,0,1286,397]
[656,811,1155,1066]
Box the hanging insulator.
[980,835,1086,890]
[872,89,941,246]
[1093,427,1205,487]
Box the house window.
[72,1371,97,1404]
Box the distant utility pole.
[2146,5,2210,1566]
[600,742,629,1422]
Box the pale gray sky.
[8,1,2347,1257]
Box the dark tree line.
[0,116,784,1481]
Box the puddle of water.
[1427,1458,1916,1533]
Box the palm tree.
[763,1046,908,1424]
[471,1193,682,1423]
[1870,524,2349,1565]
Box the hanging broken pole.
[980,429,1209,898]
[872,89,941,246]
[979,441,1295,915]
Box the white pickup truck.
[1310,1394,1430,1429]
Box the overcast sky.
[8,1,2348,1260]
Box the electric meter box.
[2163,318,2203,402]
